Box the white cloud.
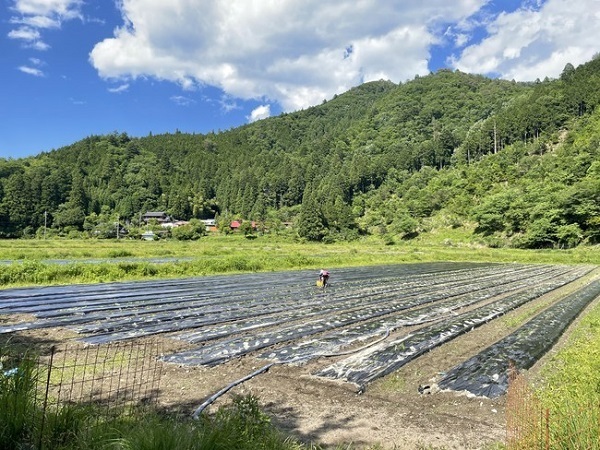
[10,13,60,29]
[108,84,130,93]
[248,105,271,123]
[7,25,50,49]
[10,0,82,21]
[8,26,40,41]
[26,57,45,69]
[89,1,486,113]
[86,0,600,114]
[170,95,196,106]
[219,95,241,113]
[18,65,44,76]
[8,0,82,50]
[450,0,600,80]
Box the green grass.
[0,351,38,449]
[532,299,600,449]
[1,233,600,288]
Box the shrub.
[171,219,206,240]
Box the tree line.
[2,55,600,247]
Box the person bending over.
[318,269,330,287]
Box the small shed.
[141,231,156,241]
[202,218,217,232]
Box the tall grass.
[0,351,39,448]
[104,395,308,450]
[2,234,600,288]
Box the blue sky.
[2,0,599,159]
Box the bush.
[171,220,206,241]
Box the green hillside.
[2,56,600,248]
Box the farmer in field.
[318,269,330,287]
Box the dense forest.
[2,55,600,248]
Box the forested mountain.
[3,56,600,248]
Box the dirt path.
[154,347,505,449]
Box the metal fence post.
[37,345,56,450]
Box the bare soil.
[2,270,598,450]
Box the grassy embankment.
[538,297,600,447]
[1,230,600,288]
[505,297,600,449]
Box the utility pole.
[44,211,47,239]
[116,215,120,239]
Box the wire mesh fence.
[1,339,164,449]
[35,340,163,417]
[506,363,600,450]
[506,363,548,450]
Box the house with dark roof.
[142,211,171,224]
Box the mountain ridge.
[2,57,600,248]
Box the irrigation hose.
[191,362,275,419]
[191,328,393,417]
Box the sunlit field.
[2,234,600,448]
[1,233,600,289]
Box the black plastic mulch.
[436,278,600,398]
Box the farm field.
[3,235,600,289]
[2,261,600,448]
